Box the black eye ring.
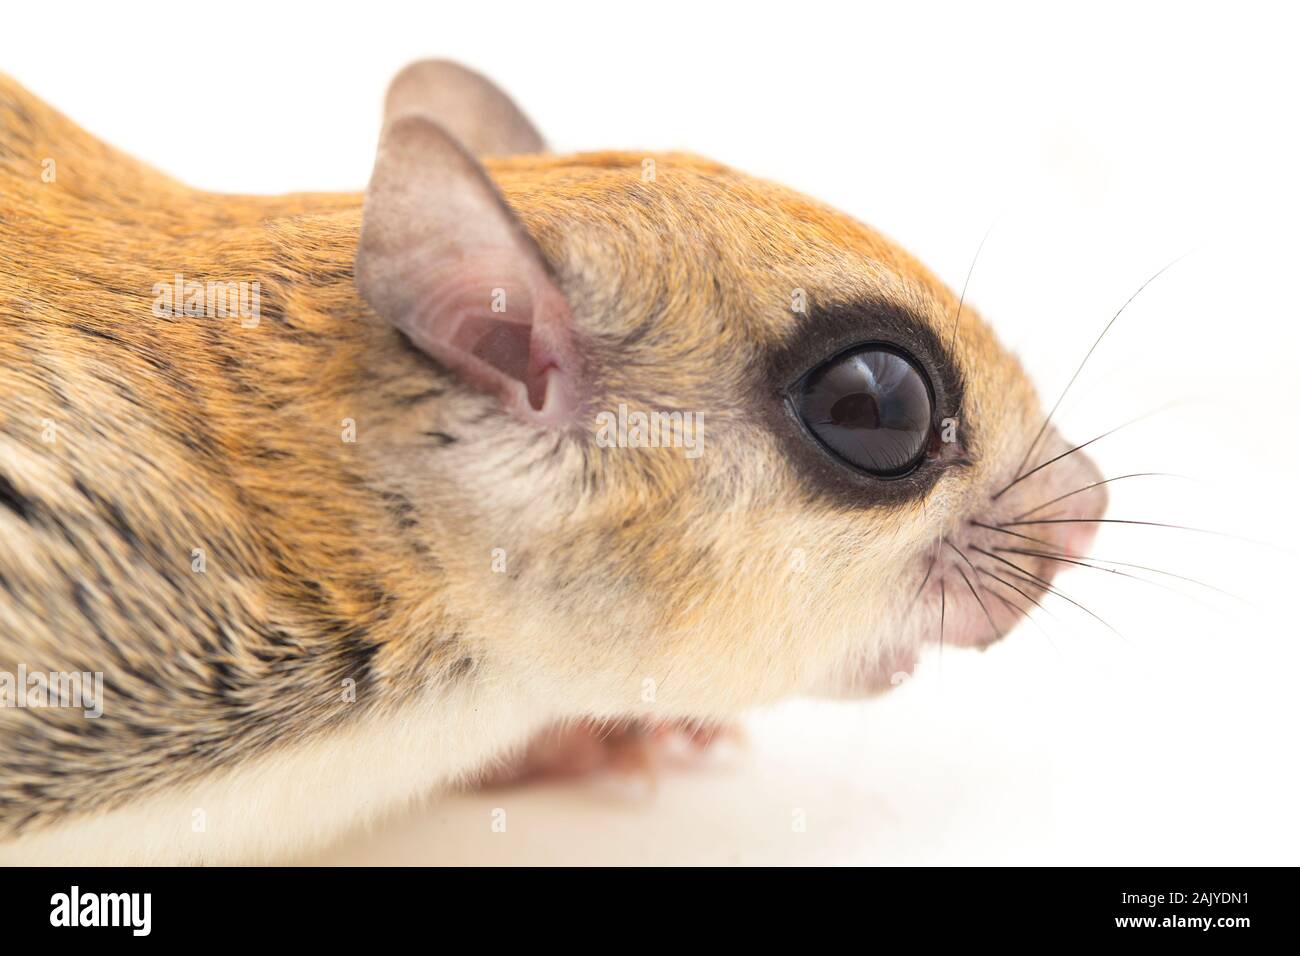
[788,343,936,479]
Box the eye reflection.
[793,346,934,477]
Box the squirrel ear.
[355,113,580,427]
[383,60,545,156]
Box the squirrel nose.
[1059,450,1107,556]
[1037,446,1108,563]
[994,428,1109,584]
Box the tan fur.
[0,69,1103,862]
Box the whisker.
[1001,518,1294,556]
[1012,472,1185,521]
[948,219,999,355]
[944,538,976,572]
[948,539,1010,612]
[987,589,1023,619]
[994,406,1174,500]
[946,540,1001,638]
[992,546,1225,609]
[1001,566,1128,643]
[978,566,1070,649]
[909,555,936,611]
[1004,517,1223,535]
[994,546,1243,602]
[954,563,1001,640]
[985,587,1059,654]
[970,546,1127,641]
[979,563,1084,644]
[971,520,1058,548]
[1011,254,1186,481]
[977,565,1052,617]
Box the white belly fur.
[0,681,544,865]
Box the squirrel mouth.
[911,494,1107,653]
[903,428,1111,654]
[833,464,1107,699]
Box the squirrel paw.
[474,718,741,789]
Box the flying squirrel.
[0,61,1106,863]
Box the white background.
[5,1,1298,865]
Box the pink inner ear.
[400,260,579,427]
[455,316,533,384]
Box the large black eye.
[791,345,934,477]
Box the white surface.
[6,1,1298,865]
